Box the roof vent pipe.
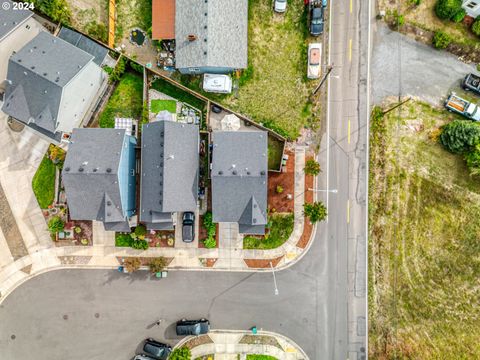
[187,34,197,42]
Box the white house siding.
[56,60,105,133]
[0,18,42,86]
[463,0,480,18]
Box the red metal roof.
[152,0,175,40]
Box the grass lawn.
[243,213,294,249]
[32,155,56,209]
[150,99,177,113]
[268,136,284,171]
[99,72,144,128]
[151,78,206,111]
[246,355,278,360]
[369,100,480,359]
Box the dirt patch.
[56,220,93,246]
[244,255,283,269]
[69,0,108,35]
[296,159,314,249]
[268,149,295,213]
[199,258,217,268]
[239,335,282,350]
[182,334,214,349]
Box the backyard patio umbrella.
[221,114,241,131]
[155,110,173,122]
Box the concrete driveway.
[372,24,477,105]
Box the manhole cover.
[11,334,16,340]
[63,314,68,320]
[94,313,100,318]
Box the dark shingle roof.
[62,129,130,229]
[0,0,32,42]
[58,27,108,66]
[1,32,94,137]
[211,131,268,233]
[175,0,248,70]
[140,120,199,228]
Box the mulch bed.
[244,255,284,269]
[116,256,174,267]
[56,220,93,247]
[268,149,295,213]
[200,258,217,267]
[182,334,213,349]
[145,230,175,248]
[297,161,314,249]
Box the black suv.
[176,319,210,336]
[310,7,324,36]
[142,339,172,360]
[182,212,195,243]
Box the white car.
[307,43,322,79]
[274,0,287,13]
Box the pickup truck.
[462,73,480,95]
[444,93,480,121]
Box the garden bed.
[296,156,314,249]
[182,334,213,349]
[243,213,294,250]
[32,155,56,209]
[244,255,284,269]
[268,150,294,213]
[239,335,282,350]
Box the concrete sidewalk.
[175,329,308,360]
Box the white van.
[203,74,232,94]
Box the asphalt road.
[0,2,370,360]
[372,24,477,105]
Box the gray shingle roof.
[175,0,248,70]
[62,129,131,229]
[140,120,199,228]
[0,0,32,42]
[211,131,268,234]
[58,27,108,66]
[1,31,94,138]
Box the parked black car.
[176,319,210,336]
[182,212,195,243]
[310,7,324,36]
[142,339,171,360]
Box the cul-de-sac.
[0,0,479,359]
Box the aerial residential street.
[0,1,370,360]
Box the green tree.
[32,0,72,24]
[432,31,452,49]
[435,0,463,20]
[124,257,141,272]
[303,202,328,223]
[109,56,127,83]
[440,120,480,154]
[131,240,149,250]
[48,216,65,233]
[472,18,480,36]
[304,159,321,175]
[168,347,191,360]
[452,8,466,22]
[148,257,167,273]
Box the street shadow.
[101,269,152,285]
[163,322,182,341]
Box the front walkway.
[175,330,308,360]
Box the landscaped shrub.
[276,185,284,194]
[109,56,127,83]
[452,8,466,22]
[32,155,56,209]
[131,240,149,250]
[74,226,82,234]
[472,18,480,36]
[169,347,191,360]
[433,31,452,49]
[124,257,141,272]
[440,120,480,154]
[31,0,72,24]
[148,257,167,273]
[48,216,65,233]
[304,159,321,175]
[134,224,147,237]
[435,0,463,20]
[203,237,216,249]
[303,202,328,223]
[48,144,65,168]
[115,233,133,247]
[464,145,480,175]
[203,211,216,248]
[392,10,405,27]
[85,21,107,43]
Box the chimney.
[187,34,197,42]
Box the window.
[25,25,30,29]
[467,1,478,8]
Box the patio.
[148,89,202,125]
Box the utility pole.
[312,65,333,96]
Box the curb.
[173,329,310,360]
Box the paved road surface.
[372,24,477,105]
[0,1,370,359]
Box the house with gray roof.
[1,31,106,142]
[140,120,199,230]
[174,0,248,74]
[211,131,268,235]
[58,27,109,66]
[62,128,137,232]
[0,0,42,88]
